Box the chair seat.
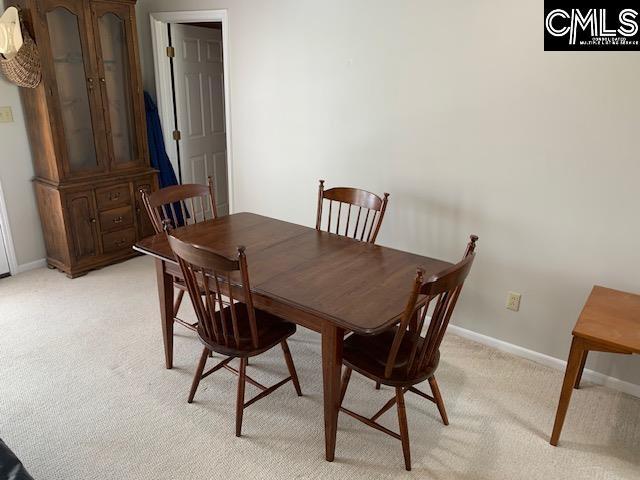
[199,303,296,358]
[343,327,440,387]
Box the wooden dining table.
[134,212,452,461]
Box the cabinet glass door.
[45,4,104,174]
[94,4,142,168]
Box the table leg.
[573,350,588,389]
[155,258,174,369]
[321,323,344,461]
[550,336,586,446]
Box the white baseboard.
[448,324,640,399]
[15,258,47,274]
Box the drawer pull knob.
[115,239,127,247]
[109,192,121,201]
[89,217,96,223]
[113,216,123,224]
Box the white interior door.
[171,23,229,216]
[0,223,11,277]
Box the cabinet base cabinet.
[34,170,158,278]
[46,250,139,279]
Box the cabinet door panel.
[39,0,107,176]
[92,2,145,170]
[66,191,99,260]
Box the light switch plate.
[0,106,14,123]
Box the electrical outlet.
[0,106,14,123]
[506,291,521,312]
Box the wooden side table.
[550,286,640,446]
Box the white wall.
[136,0,640,387]
[0,75,46,268]
[0,0,46,268]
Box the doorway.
[150,10,232,215]
[0,223,10,278]
[0,182,14,277]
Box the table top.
[135,212,453,334]
[574,285,640,353]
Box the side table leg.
[573,350,588,389]
[550,336,586,446]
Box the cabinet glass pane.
[98,13,137,165]
[46,8,98,172]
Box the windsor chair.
[141,178,218,332]
[167,233,302,436]
[316,179,390,389]
[338,235,478,470]
[315,179,389,244]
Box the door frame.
[149,9,234,213]
[0,179,18,275]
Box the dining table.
[134,212,452,461]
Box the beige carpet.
[0,256,638,480]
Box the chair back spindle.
[384,235,478,379]
[167,234,259,350]
[315,179,389,244]
[141,177,218,233]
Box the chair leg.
[375,381,381,390]
[428,376,449,426]
[395,387,411,471]
[281,340,302,396]
[174,289,185,316]
[188,347,209,403]
[339,367,352,407]
[235,358,247,437]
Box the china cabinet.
[10,0,157,277]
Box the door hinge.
[172,130,181,141]
[166,46,175,58]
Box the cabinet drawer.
[99,206,133,232]
[95,184,131,210]
[102,227,136,254]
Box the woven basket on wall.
[0,18,41,88]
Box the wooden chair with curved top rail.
[167,233,302,436]
[316,179,389,244]
[338,235,478,470]
[140,178,218,332]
